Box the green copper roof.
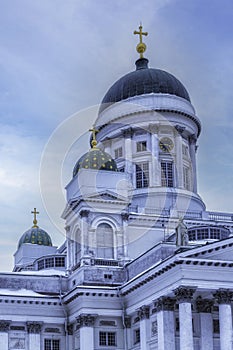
[18,227,52,249]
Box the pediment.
[180,237,233,262]
[87,190,128,202]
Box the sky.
[0,0,233,271]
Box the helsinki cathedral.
[1,26,233,350]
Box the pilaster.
[79,210,90,263]
[175,130,183,188]
[124,316,132,348]
[67,323,74,349]
[137,306,150,350]
[149,124,159,186]
[189,135,197,193]
[76,314,97,350]
[27,322,42,350]
[196,297,214,350]
[0,321,10,350]
[123,128,133,179]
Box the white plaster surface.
[200,312,213,350]
[157,310,175,350]
[179,302,194,350]
[219,303,233,350]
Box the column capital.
[123,127,133,138]
[175,125,186,136]
[27,322,42,333]
[121,212,129,221]
[189,134,197,144]
[137,305,150,320]
[124,315,131,328]
[154,296,176,312]
[76,314,97,329]
[0,320,10,332]
[67,323,73,335]
[149,123,159,134]
[174,286,196,303]
[79,210,90,218]
[213,289,233,304]
[196,296,213,313]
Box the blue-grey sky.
[1,0,233,271]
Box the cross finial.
[134,24,148,58]
[31,208,39,228]
[89,126,99,149]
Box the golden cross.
[133,24,148,58]
[31,208,39,227]
[89,126,99,148]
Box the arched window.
[96,223,114,259]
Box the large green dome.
[18,226,52,249]
[73,148,118,177]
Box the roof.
[99,58,190,113]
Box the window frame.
[136,141,147,152]
[135,162,149,188]
[161,161,174,187]
[99,331,117,346]
[44,339,60,350]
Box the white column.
[27,323,42,350]
[77,314,97,350]
[149,124,159,187]
[196,298,214,350]
[66,226,72,272]
[155,297,175,350]
[121,213,130,263]
[137,306,150,350]
[175,286,196,350]
[80,210,90,263]
[189,135,197,193]
[123,128,133,180]
[0,321,10,350]
[214,289,233,350]
[67,324,74,350]
[175,131,183,188]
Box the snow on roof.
[19,269,66,276]
[0,288,49,297]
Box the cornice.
[63,287,119,305]
[120,256,233,297]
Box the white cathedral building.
[1,26,233,350]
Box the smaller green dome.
[73,148,118,177]
[18,227,52,249]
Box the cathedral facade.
[1,27,233,350]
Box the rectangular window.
[134,329,140,344]
[114,147,123,158]
[55,257,65,267]
[44,339,60,350]
[45,258,54,268]
[161,162,173,187]
[99,331,116,346]
[38,260,45,270]
[183,166,191,190]
[136,141,147,152]
[136,162,149,188]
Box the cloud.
[0,0,233,270]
